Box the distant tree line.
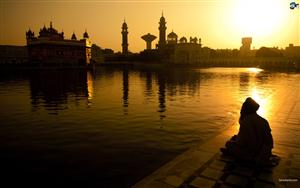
[91,43,292,64]
[255,47,283,57]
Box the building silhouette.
[141,33,157,50]
[158,13,167,49]
[26,22,91,65]
[121,20,129,54]
[0,45,28,64]
[285,44,300,58]
[158,14,202,63]
[138,13,203,64]
[239,37,252,57]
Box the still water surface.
[0,67,298,187]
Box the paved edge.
[132,125,236,188]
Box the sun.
[231,0,288,39]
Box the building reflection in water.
[122,69,129,115]
[138,68,204,121]
[145,71,153,96]
[239,72,250,92]
[29,70,88,114]
[157,71,166,120]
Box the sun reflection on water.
[250,88,269,117]
[247,67,263,74]
[232,67,273,134]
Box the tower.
[141,33,157,50]
[240,37,252,57]
[121,20,129,54]
[158,12,167,49]
[241,37,252,51]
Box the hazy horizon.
[0,0,299,52]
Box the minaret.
[158,12,167,49]
[121,20,129,54]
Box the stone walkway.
[132,87,300,188]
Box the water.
[0,67,299,187]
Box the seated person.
[221,97,274,164]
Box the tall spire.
[158,12,167,49]
[121,19,129,54]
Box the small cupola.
[71,32,77,40]
[83,30,89,38]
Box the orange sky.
[0,0,299,52]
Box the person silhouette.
[221,97,274,164]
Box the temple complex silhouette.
[116,12,299,67]
[138,13,203,64]
[0,13,299,69]
[25,22,92,65]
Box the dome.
[83,30,89,38]
[27,28,33,34]
[71,32,77,40]
[190,37,198,44]
[167,31,177,38]
[48,22,58,33]
[179,37,187,43]
[41,25,47,31]
[167,31,178,44]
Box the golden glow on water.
[250,88,269,118]
[232,86,273,135]
[87,71,94,100]
[0,68,299,187]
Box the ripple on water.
[0,68,298,187]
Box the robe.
[226,113,273,162]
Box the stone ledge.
[131,125,236,188]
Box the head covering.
[242,97,260,112]
[240,97,260,121]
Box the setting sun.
[231,0,288,44]
[0,1,299,51]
